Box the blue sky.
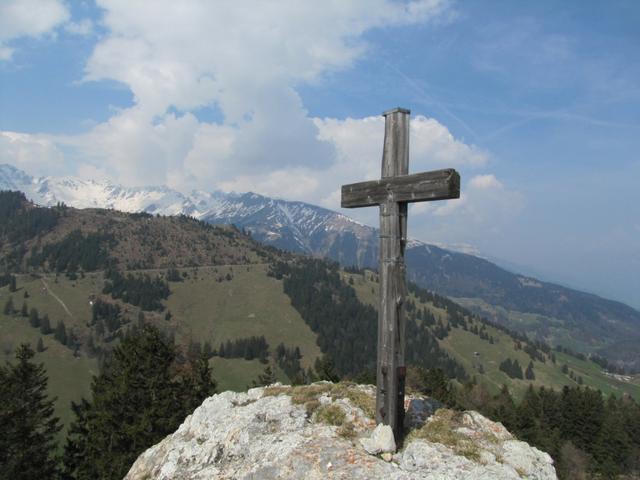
[0,0,638,308]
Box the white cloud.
[469,173,503,190]
[59,0,450,188]
[0,0,69,60]
[0,131,65,176]
[65,19,94,36]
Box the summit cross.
[341,107,460,442]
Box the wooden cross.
[341,107,460,442]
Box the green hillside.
[0,310,97,435]
[2,194,638,438]
[342,270,640,401]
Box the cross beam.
[340,108,460,443]
[341,169,460,208]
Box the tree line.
[217,335,269,362]
[273,259,466,381]
[416,368,640,479]
[29,229,115,273]
[0,324,216,480]
[103,269,170,311]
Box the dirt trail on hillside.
[41,278,73,317]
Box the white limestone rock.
[359,424,396,455]
[125,384,558,480]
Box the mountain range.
[1,163,639,368]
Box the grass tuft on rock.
[315,404,346,426]
[263,382,375,419]
[407,409,481,462]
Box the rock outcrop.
[125,383,557,480]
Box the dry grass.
[407,409,481,462]
[315,404,346,426]
[264,382,375,419]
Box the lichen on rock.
[125,383,557,480]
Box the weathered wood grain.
[376,108,410,440]
[339,106,461,444]
[341,169,460,208]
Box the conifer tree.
[515,384,542,445]
[29,308,40,328]
[3,296,14,315]
[202,341,213,359]
[593,397,631,477]
[525,361,535,380]
[491,384,516,429]
[0,344,61,479]
[63,324,216,480]
[54,320,68,345]
[20,301,28,317]
[36,337,45,353]
[419,368,455,405]
[40,314,52,335]
[314,355,339,383]
[254,365,277,387]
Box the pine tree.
[254,365,277,387]
[40,314,52,335]
[20,301,28,317]
[29,308,40,328]
[54,320,68,345]
[593,397,631,477]
[314,355,339,383]
[525,361,535,380]
[419,368,454,405]
[202,341,213,359]
[36,337,45,353]
[63,325,216,480]
[491,384,516,429]
[3,296,14,315]
[515,384,542,445]
[0,344,61,479]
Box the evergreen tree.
[491,384,516,429]
[525,361,535,380]
[29,308,40,328]
[3,296,14,315]
[515,384,542,445]
[419,368,455,405]
[36,337,45,353]
[40,314,52,335]
[20,301,28,317]
[254,365,277,387]
[63,325,216,480]
[54,320,68,345]
[202,341,213,359]
[314,355,339,383]
[0,344,61,479]
[593,397,631,477]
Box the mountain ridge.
[1,163,639,368]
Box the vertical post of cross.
[377,107,410,442]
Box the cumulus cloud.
[0,131,65,176]
[469,174,503,190]
[60,0,450,188]
[0,0,69,60]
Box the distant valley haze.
[0,0,638,309]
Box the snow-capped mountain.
[3,162,640,370]
[0,163,381,265]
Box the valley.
[1,190,639,442]
[3,163,639,370]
